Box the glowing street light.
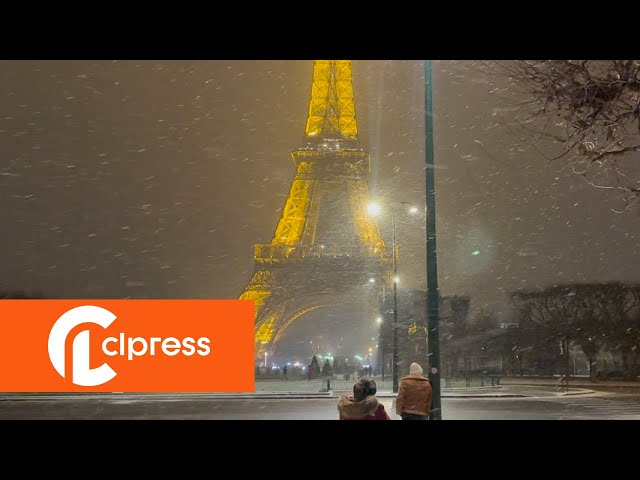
[367,200,420,393]
[367,202,382,217]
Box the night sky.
[2,60,639,330]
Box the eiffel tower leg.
[238,269,277,359]
[240,277,328,362]
[255,302,286,362]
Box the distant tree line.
[436,283,640,381]
[510,282,640,380]
[0,290,46,299]
[438,295,505,379]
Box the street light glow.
[376,317,382,324]
[369,277,375,283]
[367,202,381,217]
[366,201,416,395]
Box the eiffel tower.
[239,60,392,359]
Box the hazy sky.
[2,60,639,329]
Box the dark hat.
[353,378,377,401]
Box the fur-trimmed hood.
[338,395,380,419]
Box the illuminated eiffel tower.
[239,60,392,359]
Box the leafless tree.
[600,283,640,376]
[491,60,640,212]
[511,283,640,379]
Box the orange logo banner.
[0,300,255,392]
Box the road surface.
[2,393,640,420]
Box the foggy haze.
[2,60,639,355]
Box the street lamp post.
[368,201,417,394]
[375,316,384,379]
[391,212,399,393]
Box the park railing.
[324,373,501,392]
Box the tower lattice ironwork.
[239,60,392,359]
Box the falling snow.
[0,60,638,372]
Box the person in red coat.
[338,378,390,420]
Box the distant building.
[378,291,476,377]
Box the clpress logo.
[0,300,254,392]
[48,305,212,387]
[48,305,119,387]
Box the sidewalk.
[500,376,640,389]
[0,384,598,403]
[260,379,597,398]
[0,386,592,401]
[377,384,595,398]
[4,377,621,402]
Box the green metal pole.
[425,59,442,420]
[392,212,399,393]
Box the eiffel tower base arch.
[252,257,388,361]
[257,293,383,361]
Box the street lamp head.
[398,201,420,215]
[376,316,383,324]
[369,200,422,217]
[367,202,382,217]
[369,277,375,283]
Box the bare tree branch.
[490,60,640,210]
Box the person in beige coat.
[395,362,432,420]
